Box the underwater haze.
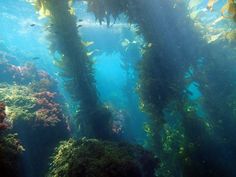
[0,0,236,177]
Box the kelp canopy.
[188,0,236,44]
[207,0,236,20]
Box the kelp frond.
[28,0,112,139]
[207,0,236,21]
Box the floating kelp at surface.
[187,0,236,45]
[206,0,236,20]
[48,138,158,177]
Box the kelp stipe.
[29,0,113,140]
[83,0,236,177]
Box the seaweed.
[0,133,24,177]
[207,0,236,21]
[21,1,236,177]
[29,0,113,139]
[0,59,69,177]
[82,0,236,177]
[47,138,158,177]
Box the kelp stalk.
[30,0,112,139]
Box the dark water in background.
[1,0,236,177]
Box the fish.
[45,23,54,29]
[32,57,40,60]
[54,72,60,77]
[86,49,99,57]
[82,41,94,47]
[121,39,130,47]
[147,43,152,48]
[78,19,83,22]
[77,24,83,28]
[30,23,36,27]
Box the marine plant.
[188,0,236,44]
[207,0,236,21]
[0,60,56,92]
[0,84,36,123]
[0,102,24,177]
[0,84,65,126]
[0,82,69,177]
[19,0,236,177]
[47,138,158,177]
[28,0,112,139]
[190,43,236,177]
[0,133,24,177]
[82,0,236,177]
[0,102,8,130]
[0,103,24,177]
[0,56,70,177]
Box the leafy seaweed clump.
[0,133,24,177]
[48,138,158,177]
[0,84,36,123]
[0,84,66,126]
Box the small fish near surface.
[77,24,83,28]
[32,57,40,60]
[82,41,94,47]
[86,49,100,57]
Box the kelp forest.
[0,0,236,177]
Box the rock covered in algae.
[0,132,24,177]
[0,102,9,130]
[0,58,69,177]
[0,102,24,177]
[0,84,67,127]
[0,59,56,92]
[48,138,159,177]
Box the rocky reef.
[48,138,158,177]
[0,102,8,130]
[0,102,24,177]
[0,133,24,177]
[0,57,69,177]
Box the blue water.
[1,0,236,177]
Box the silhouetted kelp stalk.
[25,3,158,176]
[84,0,197,140]
[28,0,112,139]
[82,0,236,177]
[191,44,236,175]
